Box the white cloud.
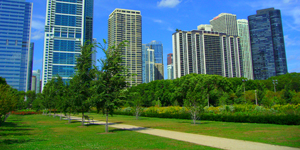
[32,20,44,30]
[31,30,44,40]
[167,27,174,32]
[153,19,163,23]
[157,0,181,8]
[245,0,300,27]
[284,35,300,46]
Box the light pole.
[242,79,248,103]
[272,79,278,93]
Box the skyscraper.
[146,40,164,80]
[237,19,253,79]
[167,53,173,80]
[167,53,173,65]
[27,42,34,91]
[32,69,40,93]
[154,63,164,80]
[108,8,142,86]
[42,0,94,90]
[142,44,154,83]
[210,13,238,36]
[172,26,243,79]
[0,0,33,91]
[248,8,287,80]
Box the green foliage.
[291,92,300,104]
[25,90,36,109]
[0,84,18,124]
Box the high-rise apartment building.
[172,26,243,79]
[210,13,238,36]
[42,0,94,90]
[248,8,287,80]
[0,0,33,91]
[108,8,142,86]
[142,44,154,83]
[167,53,173,65]
[32,69,40,93]
[237,19,253,79]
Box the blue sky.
[28,0,300,79]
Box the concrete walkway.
[54,114,299,150]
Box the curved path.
[55,114,299,150]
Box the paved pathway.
[54,114,299,150]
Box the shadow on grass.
[0,132,32,136]
[0,139,46,145]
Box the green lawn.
[82,113,300,148]
[0,115,218,150]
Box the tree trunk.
[53,109,56,117]
[68,112,71,123]
[193,112,196,125]
[49,108,51,116]
[135,107,139,120]
[105,110,109,133]
[82,111,84,126]
[4,112,10,122]
[60,111,62,120]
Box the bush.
[115,104,300,125]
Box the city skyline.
[26,0,300,80]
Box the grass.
[81,113,300,148]
[0,115,219,150]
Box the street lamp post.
[272,79,278,93]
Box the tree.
[42,78,56,116]
[291,92,300,104]
[91,40,130,132]
[129,92,143,120]
[0,84,18,125]
[183,75,206,124]
[25,90,36,109]
[73,41,96,126]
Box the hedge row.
[114,111,300,125]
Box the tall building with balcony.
[237,19,253,79]
[0,0,33,91]
[108,8,142,86]
[172,26,243,79]
[210,13,238,36]
[42,0,94,90]
[248,8,287,80]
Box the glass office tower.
[42,0,94,90]
[248,8,287,80]
[142,44,154,83]
[0,0,33,91]
[146,40,164,80]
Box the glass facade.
[146,40,164,80]
[248,8,287,80]
[0,0,32,91]
[32,69,41,93]
[142,44,154,83]
[42,0,94,89]
[237,19,253,80]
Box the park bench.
[84,115,94,124]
